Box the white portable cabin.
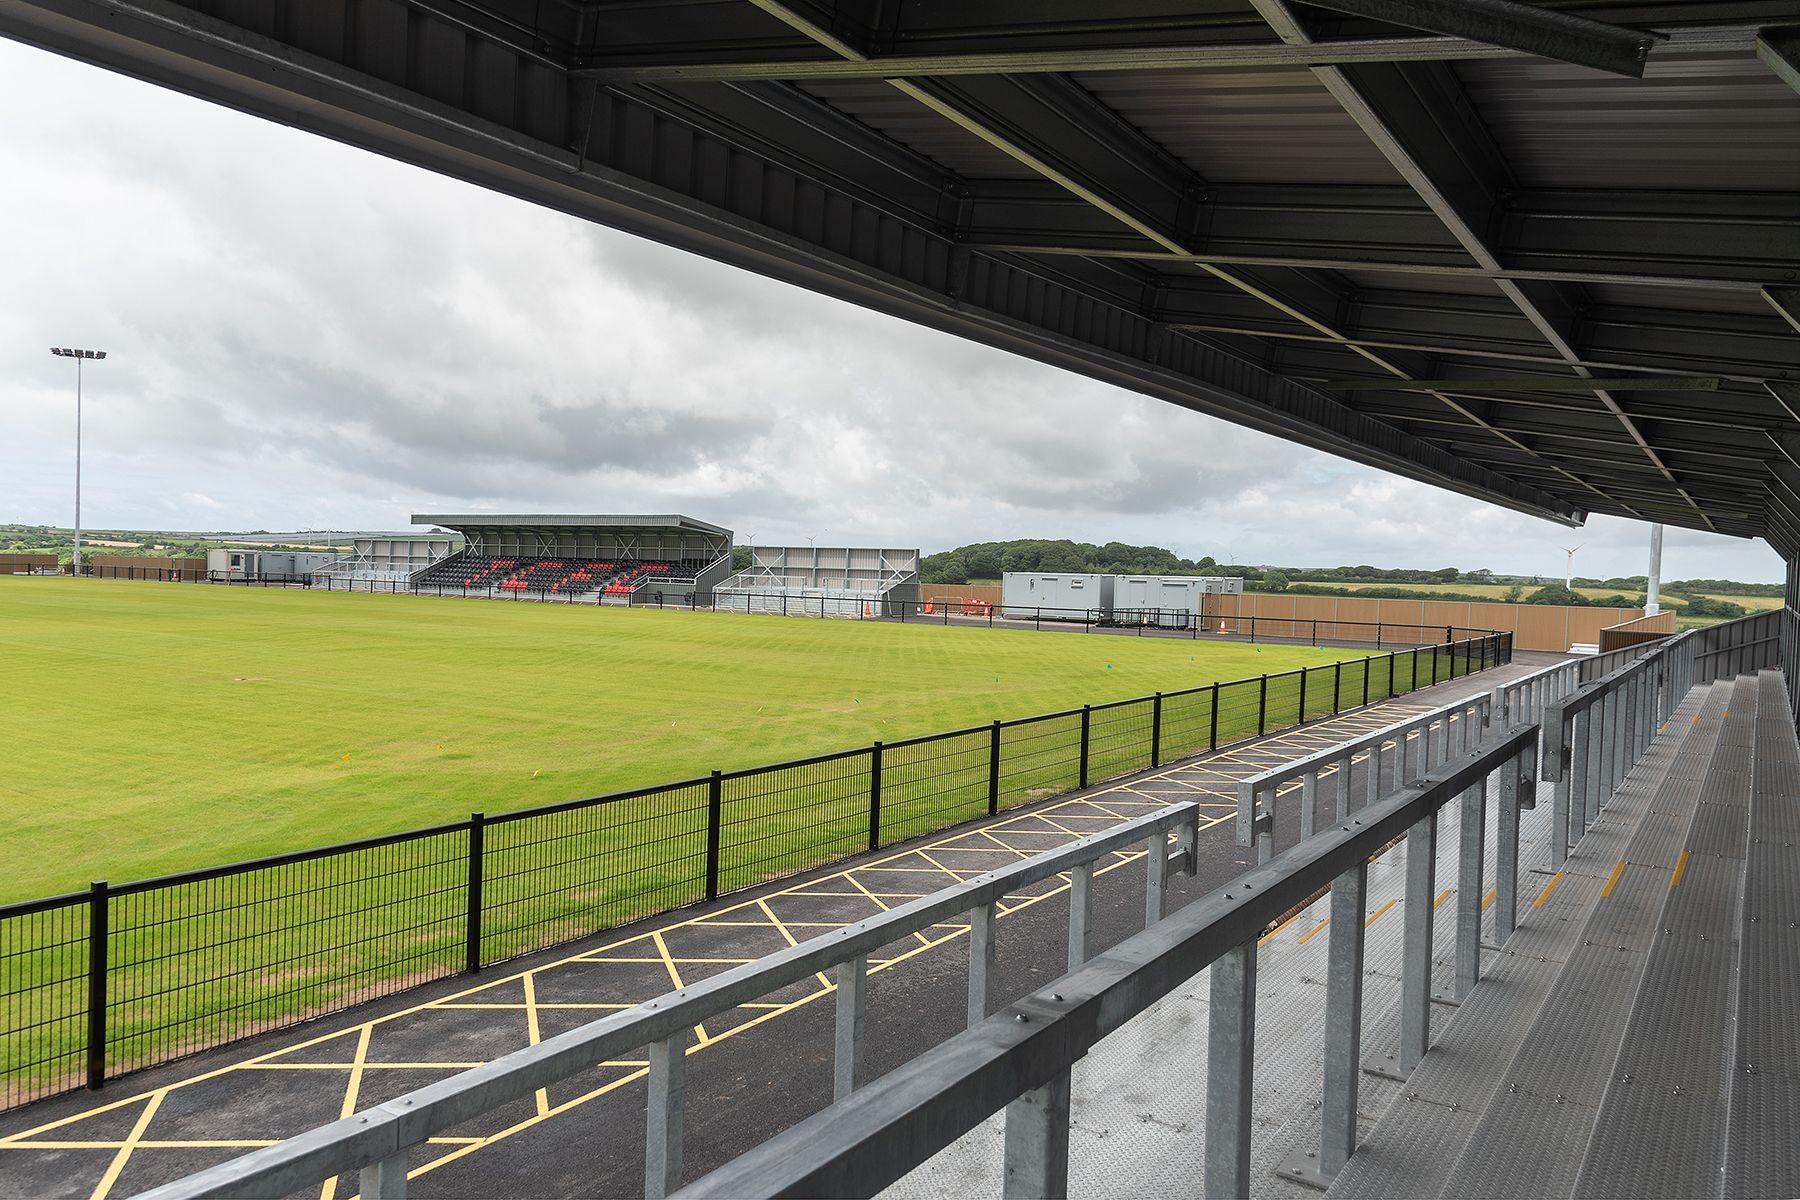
[1110,575,1246,628]
[1001,572,1115,620]
[1115,576,1206,628]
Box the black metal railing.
[0,631,1509,1112]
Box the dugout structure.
[412,514,733,602]
[717,546,919,616]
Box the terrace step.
[1325,678,1735,1198]
[1721,670,1800,1200]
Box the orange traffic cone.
[1217,619,1228,634]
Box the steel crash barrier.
[135,617,1776,1200]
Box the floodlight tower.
[49,347,107,574]
[1557,543,1584,590]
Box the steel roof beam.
[965,184,1800,292]
[1294,0,1656,77]
[1758,25,1800,94]
[1322,375,1719,394]
[567,6,1760,82]
[1767,286,1800,335]
[1245,0,1718,530]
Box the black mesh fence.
[0,631,1509,1110]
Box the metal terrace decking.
[1325,669,1800,1199]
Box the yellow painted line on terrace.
[1534,872,1565,907]
[1671,850,1691,888]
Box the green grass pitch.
[0,576,1365,902]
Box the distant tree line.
[917,538,1759,617]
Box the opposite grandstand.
[411,513,733,602]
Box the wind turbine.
[1557,543,1585,589]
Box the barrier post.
[867,742,883,852]
[1151,694,1163,768]
[988,721,1001,815]
[1078,707,1091,788]
[1209,683,1221,750]
[704,771,723,901]
[465,813,486,974]
[1298,669,1308,723]
[86,881,108,1090]
[1257,675,1268,736]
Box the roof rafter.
[1244,0,1719,531]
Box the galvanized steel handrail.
[672,724,1543,1199]
[1491,638,1664,728]
[1537,629,1696,867]
[131,803,1202,1200]
[1235,690,1491,860]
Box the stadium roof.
[9,2,1800,554]
[414,514,733,538]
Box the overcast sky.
[0,39,1782,582]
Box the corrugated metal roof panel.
[1458,52,1800,192]
[797,79,1040,178]
[1075,67,1408,184]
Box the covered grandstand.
[307,533,461,588]
[716,545,919,617]
[411,514,733,602]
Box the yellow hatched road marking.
[88,1091,162,1200]
[1602,860,1627,897]
[318,1025,373,1200]
[522,973,550,1117]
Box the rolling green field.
[0,577,1363,902]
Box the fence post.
[1250,615,1257,643]
[1389,651,1396,698]
[1257,675,1268,736]
[1151,693,1163,768]
[466,813,486,974]
[1376,621,1382,649]
[1333,661,1342,713]
[86,880,108,1091]
[705,771,723,901]
[1311,618,1318,646]
[1298,669,1308,723]
[1079,707,1091,788]
[1209,683,1221,750]
[868,742,884,852]
[988,721,1001,815]
[1431,645,1440,686]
